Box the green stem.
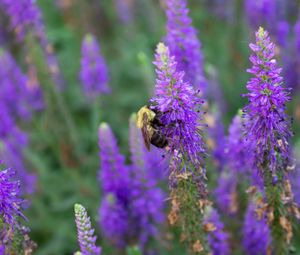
[25,35,81,165]
[264,168,289,254]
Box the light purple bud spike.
[74,204,101,255]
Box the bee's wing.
[141,113,151,151]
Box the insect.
[136,105,168,150]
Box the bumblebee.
[136,106,168,150]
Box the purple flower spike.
[0,49,43,121]
[129,114,167,181]
[129,115,165,248]
[98,123,131,247]
[74,204,101,255]
[243,203,271,255]
[227,115,252,175]
[214,172,238,215]
[244,0,277,30]
[205,209,230,255]
[80,34,110,99]
[0,168,24,227]
[98,121,165,251]
[0,0,43,40]
[164,0,206,92]
[151,43,205,168]
[242,27,292,174]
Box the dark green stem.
[263,167,289,254]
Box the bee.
[136,105,168,150]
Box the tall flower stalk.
[164,0,206,92]
[74,204,101,255]
[151,43,209,253]
[242,27,294,254]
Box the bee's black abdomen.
[150,131,168,148]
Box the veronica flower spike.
[74,204,101,255]
[80,34,110,100]
[242,27,294,254]
[151,42,209,253]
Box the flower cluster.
[164,0,206,92]
[0,168,24,227]
[243,202,271,255]
[0,49,40,194]
[74,204,101,255]
[214,172,238,215]
[205,208,230,255]
[0,0,43,40]
[80,34,110,99]
[242,27,292,174]
[226,115,252,174]
[98,122,164,251]
[0,49,43,120]
[151,43,205,168]
[244,0,277,30]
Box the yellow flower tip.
[84,33,94,43]
[74,203,83,213]
[130,113,137,122]
[99,122,109,130]
[258,26,266,38]
[156,42,167,55]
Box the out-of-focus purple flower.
[244,0,277,30]
[0,0,64,89]
[151,43,205,168]
[295,16,300,54]
[98,122,164,251]
[0,50,40,194]
[276,20,289,48]
[114,0,134,24]
[98,123,129,196]
[207,111,227,171]
[98,123,130,247]
[80,34,110,99]
[242,27,292,174]
[0,0,43,40]
[74,204,101,255]
[0,49,43,120]
[214,172,238,215]
[164,0,206,92]
[0,103,35,195]
[98,193,130,248]
[226,115,251,174]
[129,115,165,248]
[0,245,5,254]
[129,114,167,181]
[204,0,234,22]
[243,202,271,255]
[285,15,300,92]
[0,168,24,227]
[205,208,230,255]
